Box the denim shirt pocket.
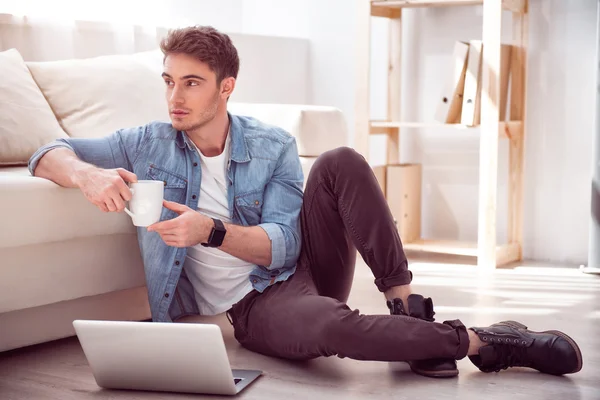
[146,164,188,220]
[234,189,264,226]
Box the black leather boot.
[469,320,583,375]
[387,294,459,378]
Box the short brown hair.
[159,26,239,83]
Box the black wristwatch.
[201,218,226,247]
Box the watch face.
[213,229,226,245]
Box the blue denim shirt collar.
[175,112,251,164]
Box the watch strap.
[201,218,226,247]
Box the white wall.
[371,1,596,265]
[241,0,309,37]
[241,0,357,137]
[241,0,596,265]
[0,0,310,105]
[0,0,244,31]
[523,0,596,264]
[228,33,309,104]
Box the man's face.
[162,53,227,132]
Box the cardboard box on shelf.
[371,165,387,197]
[386,164,422,243]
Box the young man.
[29,26,582,379]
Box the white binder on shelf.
[434,41,470,124]
[461,40,482,126]
[461,41,513,126]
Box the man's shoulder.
[118,121,178,142]
[233,114,295,146]
[144,121,178,139]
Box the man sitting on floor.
[29,25,582,378]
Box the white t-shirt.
[183,133,255,316]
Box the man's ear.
[221,77,236,99]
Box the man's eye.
[187,81,199,86]
[164,80,173,86]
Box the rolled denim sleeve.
[258,137,304,269]
[28,125,148,175]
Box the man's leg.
[297,146,411,304]
[229,269,470,362]
[229,269,582,376]
[229,147,469,367]
[296,147,457,377]
[230,147,582,377]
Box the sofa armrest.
[227,102,350,157]
[0,170,135,249]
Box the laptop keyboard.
[234,378,242,385]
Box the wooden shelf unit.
[370,120,523,139]
[355,0,528,268]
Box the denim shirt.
[28,113,304,322]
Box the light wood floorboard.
[1,256,599,399]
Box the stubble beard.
[172,92,221,133]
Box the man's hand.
[147,200,213,247]
[73,166,137,213]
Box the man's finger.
[105,198,117,212]
[116,178,133,202]
[163,200,188,215]
[147,218,178,232]
[113,195,126,212]
[117,168,138,183]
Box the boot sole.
[409,363,459,378]
[498,320,583,374]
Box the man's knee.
[320,146,365,165]
[313,146,369,177]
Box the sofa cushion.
[0,168,135,249]
[26,49,349,155]
[228,103,349,157]
[26,50,170,139]
[299,156,317,188]
[0,49,68,166]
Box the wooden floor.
[1,256,599,400]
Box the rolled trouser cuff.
[443,319,469,360]
[374,270,413,292]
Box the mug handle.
[124,188,136,218]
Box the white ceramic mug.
[124,180,164,227]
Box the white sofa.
[0,46,349,352]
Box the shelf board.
[403,239,521,266]
[370,0,525,13]
[371,121,476,129]
[372,0,483,9]
[403,239,479,256]
[369,120,523,139]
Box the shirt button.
[164,293,169,298]
[192,195,197,200]
[175,260,180,266]
[252,279,258,284]
[193,162,198,167]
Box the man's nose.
[169,86,184,104]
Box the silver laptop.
[72,319,262,395]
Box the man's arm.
[254,137,304,268]
[28,126,146,212]
[29,125,146,178]
[32,147,96,188]
[148,201,273,266]
[219,223,273,267]
[148,137,304,268]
